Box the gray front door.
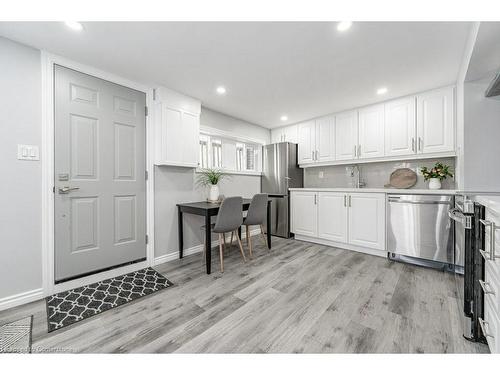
[54,65,147,282]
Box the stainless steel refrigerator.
[261,142,303,238]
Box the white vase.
[428,178,442,190]
[208,184,219,202]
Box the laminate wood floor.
[0,236,489,353]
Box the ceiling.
[0,22,472,128]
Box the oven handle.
[388,198,452,205]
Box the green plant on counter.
[420,162,453,181]
[196,168,229,186]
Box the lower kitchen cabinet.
[348,193,386,250]
[291,190,386,254]
[291,191,318,237]
[318,192,348,243]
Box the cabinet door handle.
[354,145,357,157]
[348,195,352,207]
[479,280,496,295]
[315,150,318,161]
[314,194,317,205]
[480,219,498,260]
[411,138,415,152]
[311,151,315,161]
[418,137,423,151]
[358,144,361,157]
[344,195,347,207]
[479,318,494,338]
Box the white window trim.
[198,125,264,176]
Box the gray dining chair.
[242,193,268,258]
[202,196,246,272]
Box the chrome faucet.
[349,165,366,188]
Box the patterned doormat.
[46,267,173,332]
[0,316,33,353]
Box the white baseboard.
[294,234,387,258]
[0,288,44,312]
[153,228,261,266]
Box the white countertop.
[474,195,500,213]
[289,187,457,195]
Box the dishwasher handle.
[388,198,452,205]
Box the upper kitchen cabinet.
[384,96,416,157]
[272,124,298,143]
[315,115,335,162]
[297,116,335,165]
[416,86,455,154]
[297,120,316,164]
[358,104,385,159]
[335,110,358,161]
[154,87,201,167]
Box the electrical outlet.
[318,171,324,179]
[17,144,40,161]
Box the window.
[236,143,244,171]
[211,139,222,168]
[198,129,263,174]
[199,136,208,168]
[245,145,255,171]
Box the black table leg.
[178,206,184,259]
[205,213,212,274]
[237,225,242,240]
[267,201,272,249]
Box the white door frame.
[41,52,155,296]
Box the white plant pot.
[428,178,442,190]
[209,184,219,202]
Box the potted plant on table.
[196,168,229,202]
[420,162,453,190]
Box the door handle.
[348,195,352,207]
[344,195,347,207]
[358,144,361,157]
[58,186,80,194]
[315,150,318,161]
[311,151,315,161]
[418,137,423,152]
[354,145,357,157]
[480,219,499,260]
[411,138,415,152]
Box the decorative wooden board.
[385,168,417,189]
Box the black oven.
[449,195,486,342]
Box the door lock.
[58,186,80,194]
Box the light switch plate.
[17,144,40,161]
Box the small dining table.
[177,198,272,274]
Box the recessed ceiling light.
[337,21,352,32]
[377,87,388,95]
[216,86,227,95]
[280,115,288,122]
[64,21,84,31]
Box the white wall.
[154,108,270,259]
[463,75,500,192]
[0,37,43,300]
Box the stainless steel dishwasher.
[387,194,454,268]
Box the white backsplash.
[303,158,456,190]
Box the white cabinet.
[358,104,385,159]
[291,191,318,237]
[297,121,316,164]
[335,110,358,161]
[384,96,417,157]
[315,116,335,162]
[272,125,298,144]
[348,193,386,250]
[297,117,335,164]
[318,192,348,242]
[154,87,201,167]
[416,86,454,154]
[291,190,386,253]
[480,206,500,353]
